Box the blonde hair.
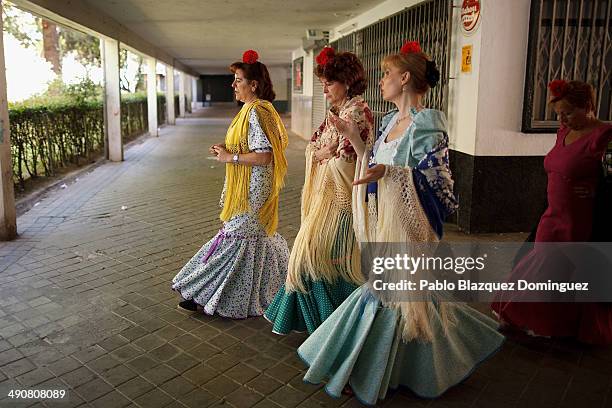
[382,52,432,94]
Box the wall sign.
[461,0,481,35]
[293,57,304,93]
[461,45,473,73]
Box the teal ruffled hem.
[297,286,505,404]
[264,278,358,335]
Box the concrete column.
[166,65,176,125]
[185,75,192,112]
[146,56,158,136]
[0,5,17,241]
[191,77,197,109]
[178,71,186,117]
[102,38,123,161]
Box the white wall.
[447,2,482,155]
[473,0,555,156]
[268,66,290,101]
[290,47,314,138]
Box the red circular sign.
[461,0,481,34]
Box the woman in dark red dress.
[492,80,612,345]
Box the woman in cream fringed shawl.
[296,41,505,405]
[264,47,374,335]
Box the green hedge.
[9,93,167,189]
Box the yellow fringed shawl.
[219,99,288,236]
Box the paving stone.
[189,342,221,361]
[169,333,202,352]
[15,367,55,386]
[160,375,196,398]
[98,335,130,352]
[0,358,36,377]
[141,364,179,386]
[178,387,218,408]
[226,363,260,384]
[61,366,98,388]
[87,354,122,373]
[111,344,143,362]
[46,356,82,376]
[117,376,155,399]
[90,390,131,408]
[72,345,106,363]
[133,388,174,408]
[134,334,167,352]
[74,377,113,401]
[247,374,284,395]
[0,348,24,366]
[203,374,240,398]
[126,355,160,372]
[269,385,308,408]
[225,386,264,407]
[99,364,138,387]
[149,343,181,362]
[265,363,302,384]
[166,352,199,374]
[183,363,219,386]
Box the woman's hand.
[314,140,340,164]
[329,113,360,144]
[213,145,232,163]
[209,143,225,155]
[329,113,366,157]
[353,164,386,185]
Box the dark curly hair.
[315,51,367,97]
[229,61,276,102]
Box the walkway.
[0,105,611,408]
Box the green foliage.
[3,1,100,69]
[59,28,100,66]
[8,86,168,189]
[1,2,38,48]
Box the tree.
[1,2,37,48]
[2,1,100,74]
[41,19,61,75]
[59,28,100,66]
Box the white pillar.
[185,75,192,112]
[0,5,17,241]
[146,56,158,136]
[166,65,176,125]
[191,77,197,109]
[102,38,122,162]
[178,71,186,117]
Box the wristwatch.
[232,154,239,164]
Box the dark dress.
[492,123,612,344]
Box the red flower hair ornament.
[400,40,421,54]
[548,79,568,99]
[316,47,335,66]
[242,50,259,64]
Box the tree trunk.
[42,19,61,75]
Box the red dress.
[492,124,612,344]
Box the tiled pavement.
[1,104,612,408]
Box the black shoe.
[178,299,198,311]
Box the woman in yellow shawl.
[264,47,374,334]
[172,50,289,319]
